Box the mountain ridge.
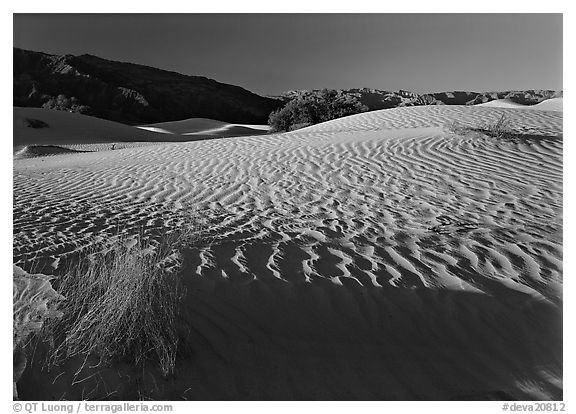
[14,47,283,125]
[14,48,562,126]
[270,88,563,111]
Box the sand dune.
[477,99,531,109]
[183,125,270,138]
[14,145,87,159]
[14,104,562,400]
[139,117,271,138]
[13,107,217,155]
[135,126,175,134]
[478,97,563,112]
[295,104,563,135]
[138,118,230,134]
[531,97,563,112]
[13,107,167,146]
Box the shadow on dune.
[14,145,88,159]
[19,256,562,400]
[196,126,270,138]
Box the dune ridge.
[294,104,562,135]
[478,98,563,112]
[14,104,562,400]
[14,107,271,153]
[139,117,271,137]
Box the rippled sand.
[14,104,562,400]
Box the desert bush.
[42,94,91,114]
[447,113,514,140]
[481,113,513,139]
[44,231,189,376]
[268,89,368,132]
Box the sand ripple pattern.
[297,105,562,136]
[14,107,562,300]
[14,105,562,399]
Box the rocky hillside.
[14,48,283,125]
[273,88,563,111]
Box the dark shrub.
[268,89,368,132]
[42,94,91,114]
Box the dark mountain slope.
[14,48,283,125]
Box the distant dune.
[14,107,270,157]
[138,118,230,134]
[138,117,270,137]
[14,145,87,159]
[531,97,563,111]
[478,97,563,112]
[14,107,165,147]
[15,103,562,400]
[134,126,175,134]
[477,99,531,109]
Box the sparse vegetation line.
[447,113,515,140]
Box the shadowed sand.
[14,108,271,158]
[138,117,271,138]
[14,103,562,400]
[14,107,166,146]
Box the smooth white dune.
[478,97,563,112]
[183,123,271,135]
[232,123,271,130]
[477,99,530,109]
[295,104,563,134]
[135,126,175,134]
[141,117,270,137]
[532,97,563,112]
[13,107,166,146]
[14,104,562,400]
[139,118,229,134]
[13,107,210,155]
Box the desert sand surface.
[478,97,563,112]
[14,107,166,146]
[529,97,563,112]
[14,107,231,158]
[477,99,534,109]
[14,104,562,400]
[13,107,270,158]
[138,117,271,137]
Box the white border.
[3,4,571,411]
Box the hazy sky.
[13,14,563,95]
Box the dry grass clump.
[447,113,515,140]
[480,113,514,139]
[45,231,189,376]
